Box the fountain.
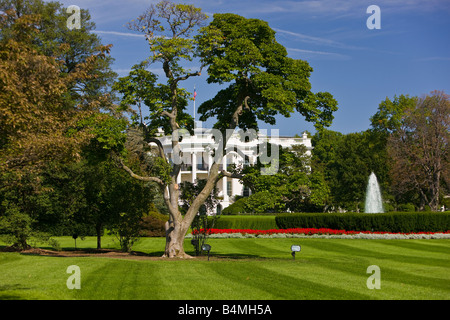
[365,172,384,213]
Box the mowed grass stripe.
[79,261,136,300]
[304,240,449,267]
[335,239,450,258]
[301,240,450,299]
[205,259,373,300]
[216,238,450,300]
[204,239,376,299]
[378,239,450,255]
[1,238,449,300]
[0,254,99,300]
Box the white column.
[191,152,197,184]
[208,153,213,176]
[222,155,228,201]
[232,178,241,198]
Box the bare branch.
[174,69,202,84]
[147,137,167,160]
[221,170,243,180]
[116,156,165,186]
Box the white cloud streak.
[274,28,366,51]
[93,30,145,38]
[287,48,350,60]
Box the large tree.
[0,2,118,249]
[387,91,449,211]
[117,2,337,258]
[0,1,116,174]
[0,0,117,103]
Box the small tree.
[109,212,142,253]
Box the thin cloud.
[274,27,366,51]
[221,0,450,16]
[94,30,145,38]
[287,48,350,60]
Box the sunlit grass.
[0,237,449,300]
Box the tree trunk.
[15,236,29,251]
[162,165,222,258]
[96,222,102,250]
[163,220,191,258]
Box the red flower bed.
[192,228,450,236]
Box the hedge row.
[214,215,278,230]
[275,212,450,233]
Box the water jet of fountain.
[365,172,384,213]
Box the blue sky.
[58,0,450,136]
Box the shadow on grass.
[133,250,267,260]
[0,284,33,300]
[2,244,277,261]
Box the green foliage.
[179,179,219,214]
[123,1,206,137]
[112,62,194,135]
[0,199,62,250]
[108,212,140,252]
[275,212,450,233]
[243,191,284,213]
[312,129,391,211]
[0,201,33,250]
[190,213,220,256]
[0,0,127,250]
[214,215,278,230]
[0,0,117,103]
[76,113,128,162]
[196,13,338,131]
[239,145,330,213]
[397,203,416,212]
[370,94,417,134]
[139,207,169,237]
[222,197,248,215]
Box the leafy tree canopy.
[196,13,338,132]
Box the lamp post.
[202,244,211,261]
[291,245,301,260]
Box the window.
[227,181,232,197]
[244,155,250,168]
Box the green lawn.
[0,236,449,300]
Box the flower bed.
[188,228,450,239]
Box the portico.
[156,121,311,213]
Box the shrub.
[214,215,277,230]
[139,207,169,237]
[222,197,248,215]
[243,191,284,213]
[398,203,416,212]
[275,212,450,233]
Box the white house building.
[156,121,312,213]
